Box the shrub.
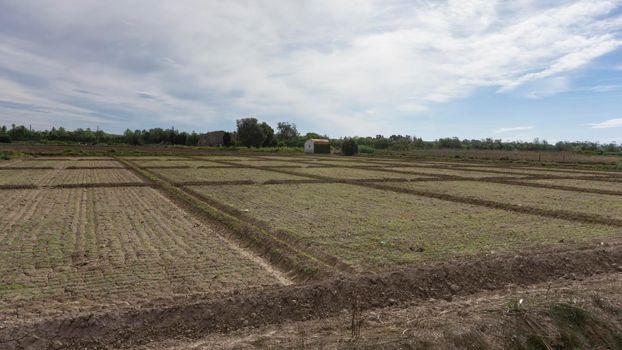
[0,151,12,160]
[341,138,358,156]
[358,145,375,154]
[0,134,11,143]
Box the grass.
[152,167,309,183]
[385,180,622,220]
[188,183,619,271]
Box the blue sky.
[0,0,621,143]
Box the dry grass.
[188,183,618,270]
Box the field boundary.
[3,245,620,349]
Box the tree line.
[1,122,620,155]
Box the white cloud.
[591,84,622,92]
[493,126,534,134]
[0,0,621,135]
[590,118,622,128]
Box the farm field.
[454,165,611,177]
[520,178,622,192]
[0,169,54,186]
[69,160,126,168]
[188,182,619,270]
[1,153,622,349]
[150,167,309,183]
[225,159,319,167]
[282,166,436,180]
[383,180,622,220]
[43,168,144,185]
[384,166,527,178]
[0,186,281,320]
[130,159,228,168]
[3,160,61,168]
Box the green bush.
[358,145,375,154]
[0,151,12,160]
[341,138,358,156]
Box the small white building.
[304,139,330,154]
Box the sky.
[0,0,621,143]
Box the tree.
[341,138,358,156]
[236,118,266,147]
[276,122,299,146]
[223,132,232,146]
[259,122,276,147]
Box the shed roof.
[308,139,330,144]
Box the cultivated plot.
[290,159,388,167]
[0,187,280,320]
[384,180,622,220]
[151,167,309,183]
[0,169,54,186]
[283,167,435,180]
[43,169,144,185]
[70,160,125,168]
[383,167,527,178]
[225,160,315,167]
[456,166,609,177]
[188,183,619,270]
[519,178,622,192]
[3,160,63,168]
[132,159,228,168]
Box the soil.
[0,245,620,349]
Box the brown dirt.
[0,245,620,349]
[141,272,622,349]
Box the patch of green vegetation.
[0,150,12,160]
[0,283,25,292]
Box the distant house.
[198,131,226,147]
[304,139,330,154]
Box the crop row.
[0,186,281,320]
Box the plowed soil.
[0,187,283,322]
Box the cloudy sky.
[1,0,621,142]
